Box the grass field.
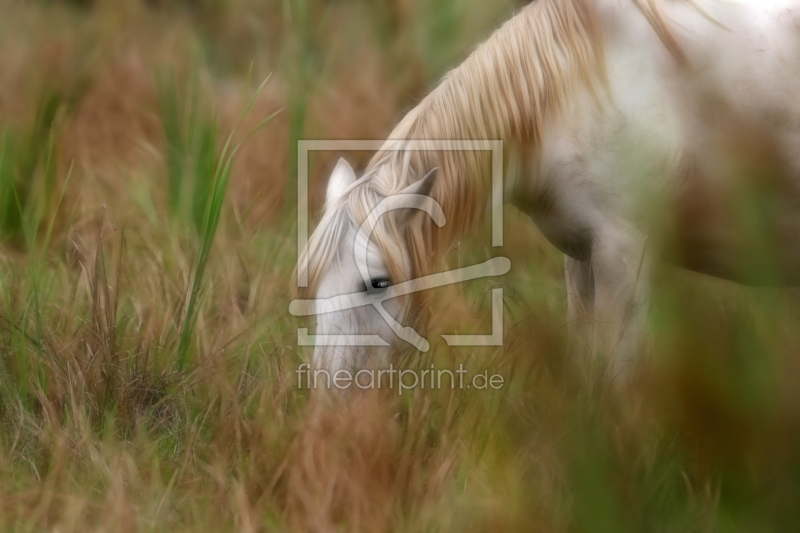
[2,1,800,531]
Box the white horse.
[295,0,800,377]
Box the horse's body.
[526,0,800,367]
[299,0,800,376]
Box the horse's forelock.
[299,176,417,299]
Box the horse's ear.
[397,167,438,198]
[394,168,439,224]
[326,158,357,206]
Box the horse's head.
[298,158,441,375]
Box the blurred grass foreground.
[2,0,800,531]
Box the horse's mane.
[301,0,687,299]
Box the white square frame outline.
[296,139,505,347]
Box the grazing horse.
[294,0,800,377]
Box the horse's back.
[665,0,800,284]
[530,0,800,285]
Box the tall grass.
[281,0,312,219]
[176,71,281,369]
[156,70,219,232]
[0,90,61,247]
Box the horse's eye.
[369,278,391,292]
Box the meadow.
[2,0,800,531]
